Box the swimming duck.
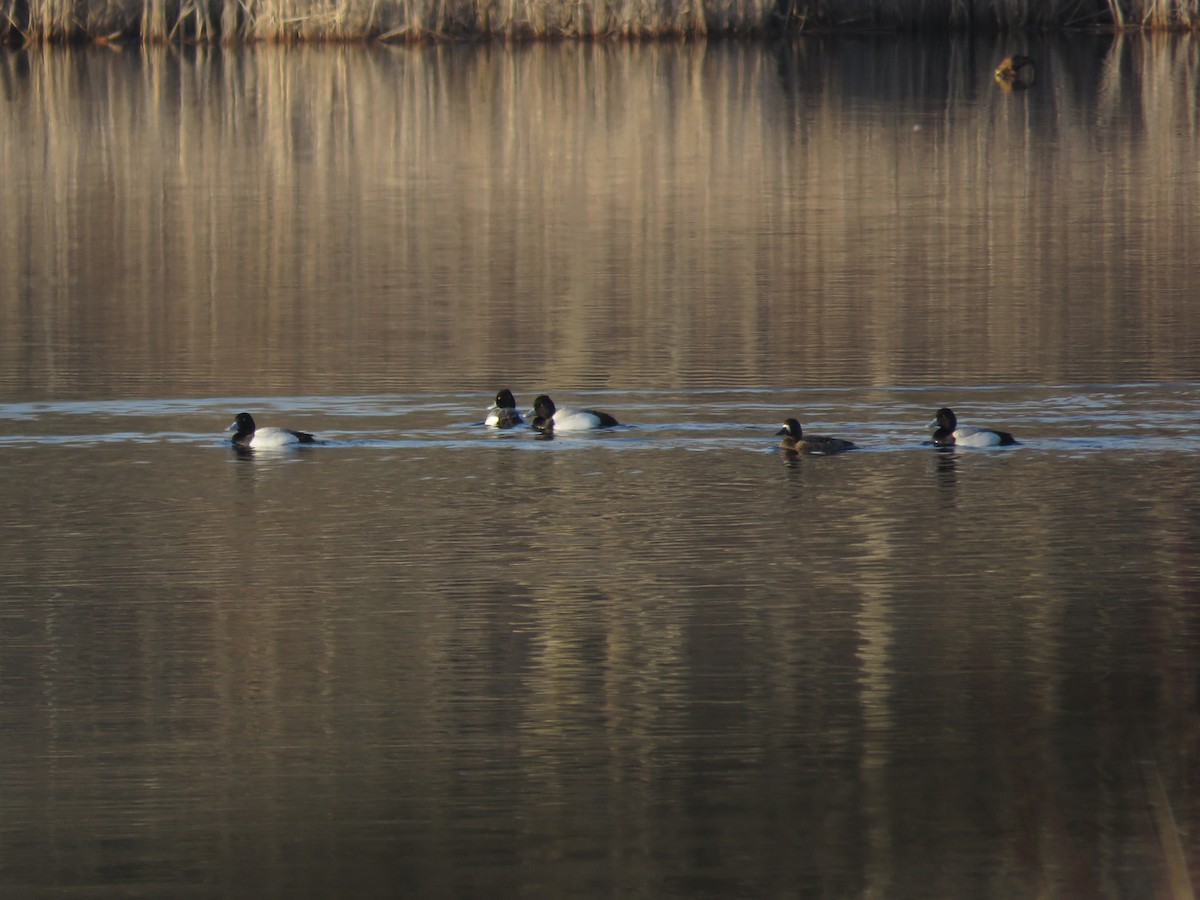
[485,389,524,429]
[776,418,857,454]
[928,407,1017,448]
[530,395,619,433]
[994,55,1035,90]
[227,412,316,449]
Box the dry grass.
[1,0,1199,41]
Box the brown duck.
[776,418,857,455]
[994,55,1036,90]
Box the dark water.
[2,36,1199,898]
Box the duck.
[994,55,1036,90]
[928,407,1018,448]
[776,418,857,454]
[485,389,524,429]
[227,412,316,449]
[530,395,619,433]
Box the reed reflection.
[0,38,1199,400]
[2,427,1199,892]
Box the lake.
[1,35,1199,898]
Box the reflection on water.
[1,34,1199,899]
[0,36,1199,400]
[2,388,1199,895]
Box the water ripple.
[0,384,1196,454]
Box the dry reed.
[1,0,1199,42]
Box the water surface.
[1,35,1199,898]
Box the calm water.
[2,36,1199,898]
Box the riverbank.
[2,0,1198,44]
